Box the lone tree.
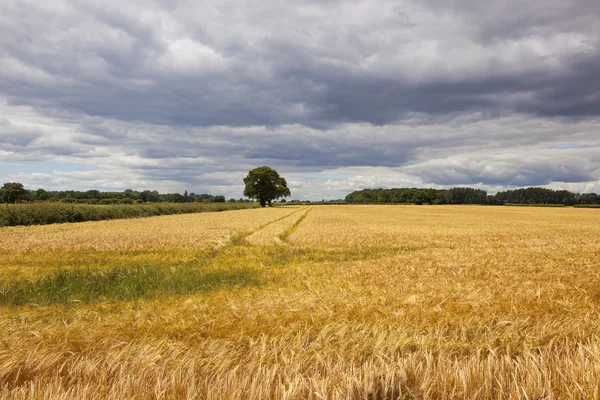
[0,182,28,203]
[243,166,291,207]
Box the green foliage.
[494,187,587,205]
[13,186,229,204]
[346,187,600,206]
[445,187,488,204]
[35,188,49,201]
[345,188,457,204]
[243,166,291,207]
[0,265,258,306]
[0,182,28,203]
[164,193,184,203]
[0,202,259,227]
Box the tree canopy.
[0,182,28,203]
[0,182,237,204]
[344,187,600,206]
[243,166,291,207]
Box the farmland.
[1,205,600,399]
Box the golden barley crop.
[0,206,297,254]
[2,205,600,399]
[0,207,298,282]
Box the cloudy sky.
[1,0,599,199]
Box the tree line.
[1,166,294,207]
[0,182,249,204]
[345,187,600,206]
[4,179,600,207]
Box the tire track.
[232,207,307,246]
[278,207,313,243]
[193,207,307,265]
[246,207,312,245]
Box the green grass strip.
[0,265,258,306]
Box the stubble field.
[1,205,600,399]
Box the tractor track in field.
[245,206,312,246]
[190,206,310,268]
[278,207,313,243]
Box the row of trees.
[345,187,600,206]
[0,182,245,204]
[5,172,599,207]
[345,187,489,205]
[492,187,599,205]
[0,166,293,206]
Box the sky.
[1,0,599,200]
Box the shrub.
[0,202,259,227]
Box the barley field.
[1,205,600,399]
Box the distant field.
[1,205,600,399]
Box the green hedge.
[573,204,600,208]
[0,202,259,227]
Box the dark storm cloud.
[238,130,415,168]
[135,131,412,169]
[521,53,600,118]
[2,0,599,130]
[1,0,600,195]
